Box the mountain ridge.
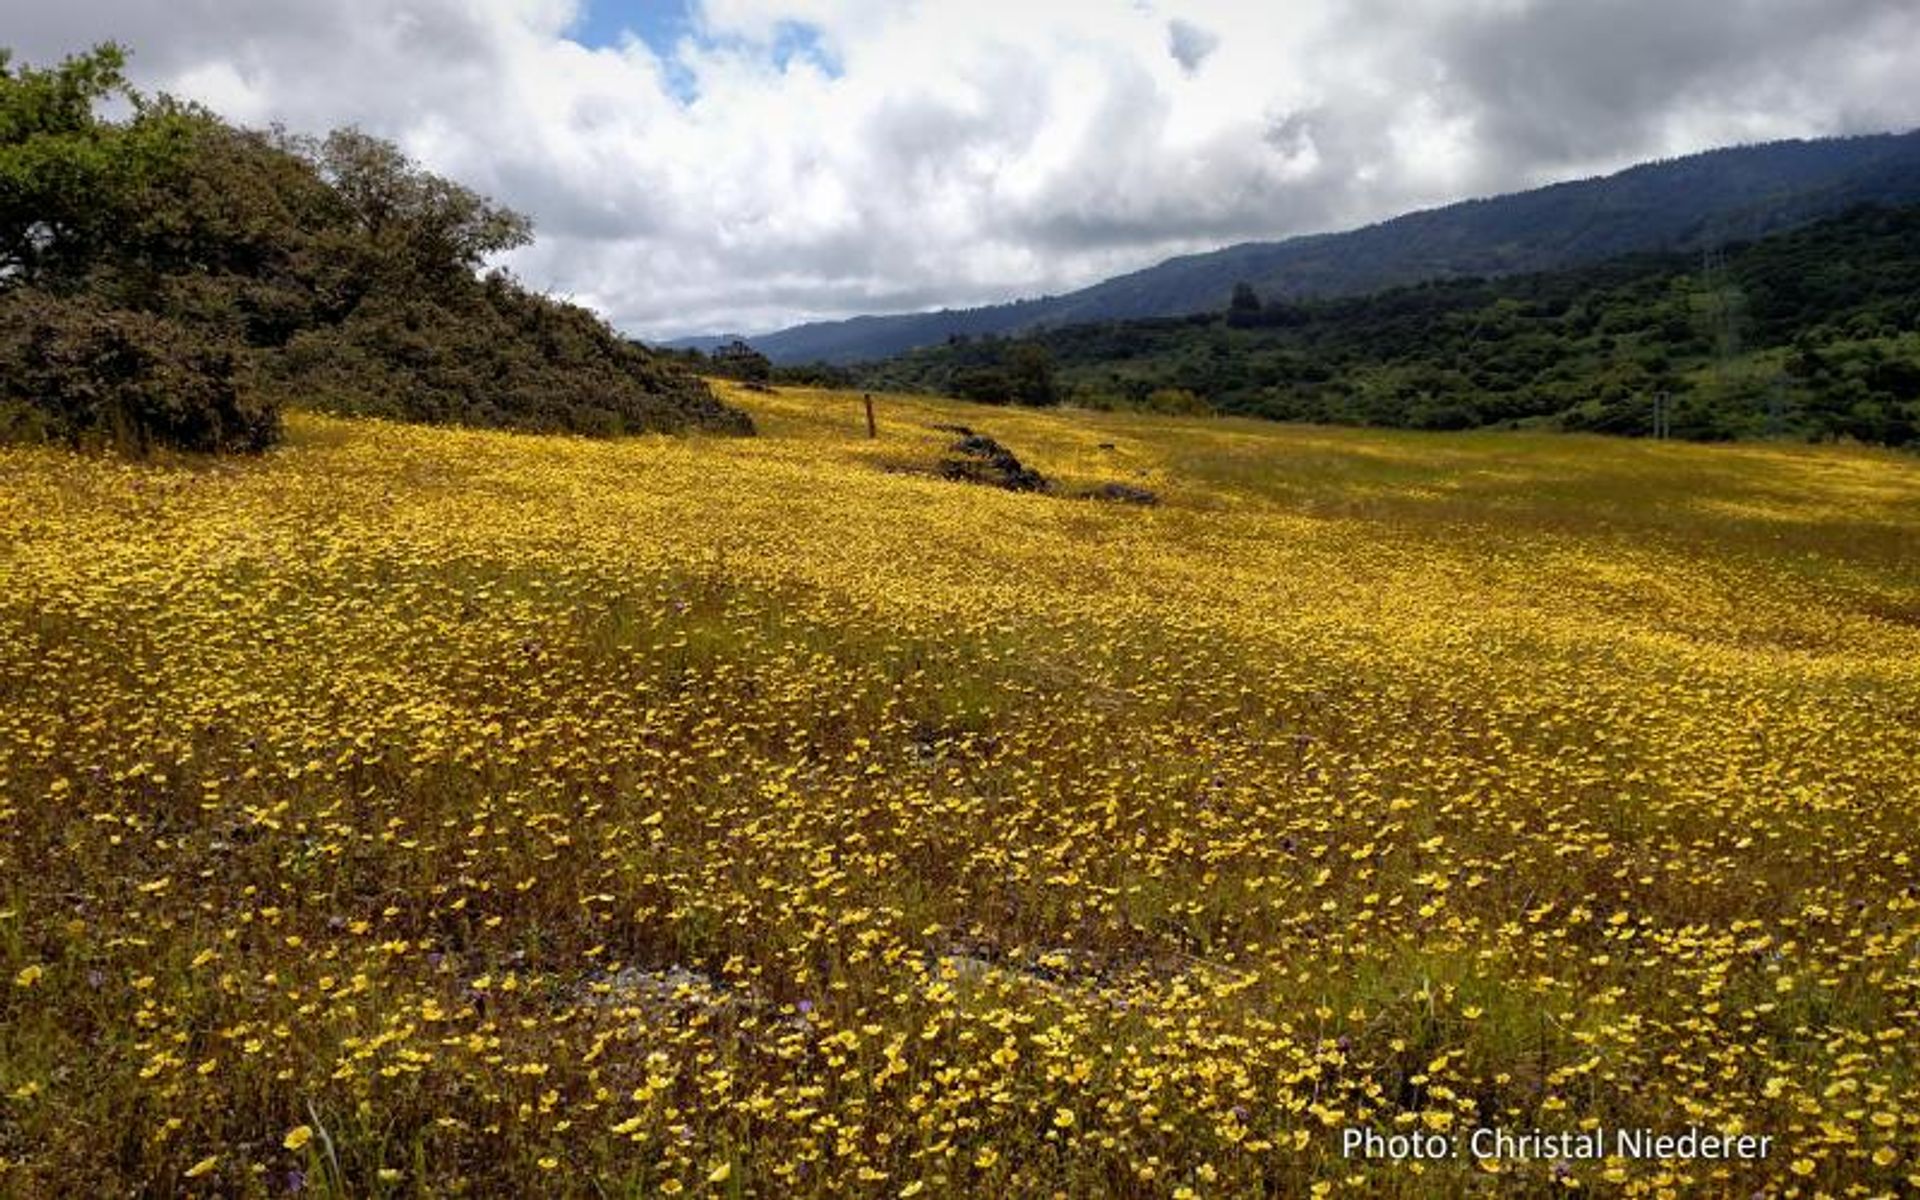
[668,130,1920,364]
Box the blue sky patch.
[570,0,697,55]
[570,2,843,90]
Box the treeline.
[652,339,862,391]
[853,203,1920,444]
[1,44,748,454]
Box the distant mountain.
[662,334,748,355]
[678,131,1920,364]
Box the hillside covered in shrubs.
[0,44,749,454]
[854,203,1920,444]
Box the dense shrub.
[770,360,856,388]
[0,289,277,452]
[2,43,750,454]
[273,279,752,436]
[950,367,1015,404]
[706,338,772,383]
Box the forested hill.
[2,44,749,455]
[703,131,1920,365]
[854,202,1920,445]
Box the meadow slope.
[2,385,1918,1197]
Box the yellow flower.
[9,359,1920,1196]
[184,1155,219,1179]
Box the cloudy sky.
[7,1,1918,338]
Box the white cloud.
[4,0,1917,338]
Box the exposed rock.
[582,965,737,1014]
[576,965,816,1046]
[921,940,1242,1009]
[936,430,1050,493]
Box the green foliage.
[707,338,773,383]
[0,43,748,454]
[663,339,859,390]
[769,360,856,389]
[0,289,277,452]
[1004,342,1058,406]
[860,335,1061,408]
[304,128,533,289]
[1225,280,1262,328]
[860,204,1920,445]
[0,43,199,288]
[273,276,751,436]
[951,367,1013,404]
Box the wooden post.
[863,393,877,439]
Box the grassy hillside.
[861,203,1920,444]
[3,387,1918,1195]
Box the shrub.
[0,289,277,452]
[3,44,750,451]
[270,276,752,437]
[951,367,1014,405]
[708,339,772,383]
